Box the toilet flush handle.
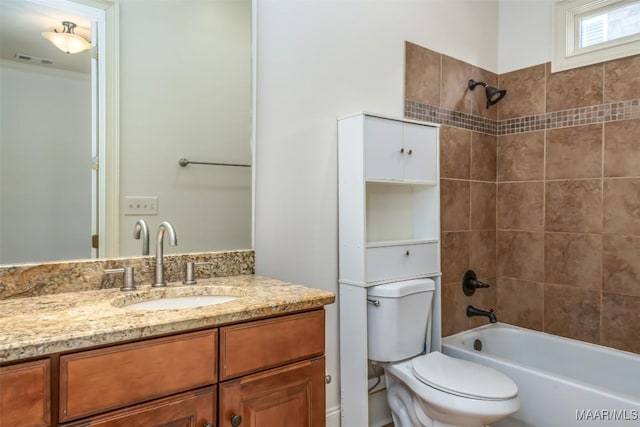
[367,298,380,307]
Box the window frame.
[552,0,640,72]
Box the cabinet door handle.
[407,149,413,155]
[404,250,410,256]
[400,148,405,154]
[231,414,243,426]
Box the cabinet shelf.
[366,239,438,248]
[365,182,438,243]
[365,178,438,186]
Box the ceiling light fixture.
[41,21,90,54]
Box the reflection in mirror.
[0,0,253,265]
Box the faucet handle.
[462,270,492,296]
[105,266,137,291]
[183,262,212,285]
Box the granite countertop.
[0,275,335,363]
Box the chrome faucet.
[152,221,177,287]
[133,219,150,256]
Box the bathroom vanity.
[0,275,334,427]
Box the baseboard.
[326,401,393,427]
[326,405,341,427]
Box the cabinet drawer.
[62,386,216,427]
[366,242,438,283]
[59,330,217,422]
[0,359,50,427]
[220,310,325,380]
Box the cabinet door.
[403,123,437,182]
[219,358,325,427]
[0,359,50,427]
[364,116,404,180]
[62,386,216,427]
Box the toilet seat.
[412,352,518,401]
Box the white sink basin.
[122,295,237,311]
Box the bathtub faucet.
[466,305,497,324]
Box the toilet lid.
[412,352,518,400]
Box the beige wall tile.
[498,64,546,120]
[544,284,600,343]
[497,182,544,231]
[546,62,603,111]
[471,182,496,230]
[497,231,544,281]
[545,180,602,233]
[405,41,440,105]
[497,131,544,182]
[601,292,640,353]
[603,235,640,297]
[604,54,640,103]
[497,277,544,331]
[470,230,496,279]
[544,232,602,289]
[441,55,472,114]
[603,178,640,235]
[441,283,470,336]
[546,124,603,180]
[471,132,497,182]
[604,118,640,177]
[440,126,471,180]
[441,231,470,285]
[441,179,470,231]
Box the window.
[553,0,640,72]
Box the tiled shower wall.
[405,41,640,354]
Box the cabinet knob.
[407,149,413,155]
[230,414,243,426]
[404,250,410,256]
[399,148,405,154]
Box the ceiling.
[0,0,91,74]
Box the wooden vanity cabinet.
[0,309,326,427]
[0,359,51,427]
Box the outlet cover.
[124,196,158,215]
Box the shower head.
[468,79,507,109]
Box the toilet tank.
[367,278,435,362]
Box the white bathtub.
[442,323,640,427]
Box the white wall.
[498,0,554,73]
[0,62,92,264]
[118,0,252,256]
[254,0,498,424]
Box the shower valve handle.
[462,270,491,296]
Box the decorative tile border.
[405,100,496,135]
[499,99,640,135]
[405,98,640,136]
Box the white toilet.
[367,279,520,427]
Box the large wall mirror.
[0,0,253,265]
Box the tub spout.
[467,305,497,323]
